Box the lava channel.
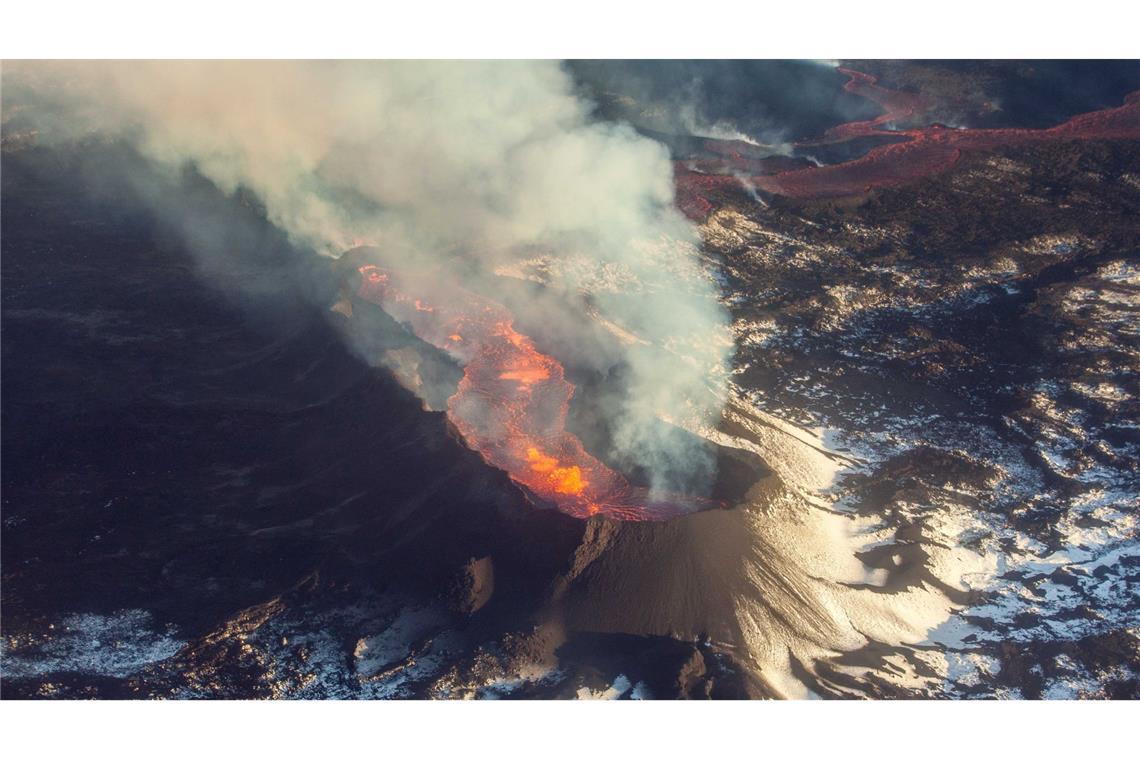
[674,68,1140,217]
[356,264,712,521]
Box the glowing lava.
[355,264,708,521]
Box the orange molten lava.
[355,264,706,521]
[526,447,588,495]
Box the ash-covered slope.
[548,497,785,658]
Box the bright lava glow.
[355,264,711,521]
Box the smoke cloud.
[3,60,732,496]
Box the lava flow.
[355,264,708,521]
[675,68,1140,217]
[805,67,935,145]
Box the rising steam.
[2,60,732,497]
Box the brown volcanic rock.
[545,477,781,646]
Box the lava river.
[675,67,1140,215]
[356,264,708,521]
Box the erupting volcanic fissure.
[356,264,711,521]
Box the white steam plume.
[3,60,732,496]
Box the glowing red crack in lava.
[675,68,1140,217]
[356,264,713,521]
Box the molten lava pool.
[356,264,704,521]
